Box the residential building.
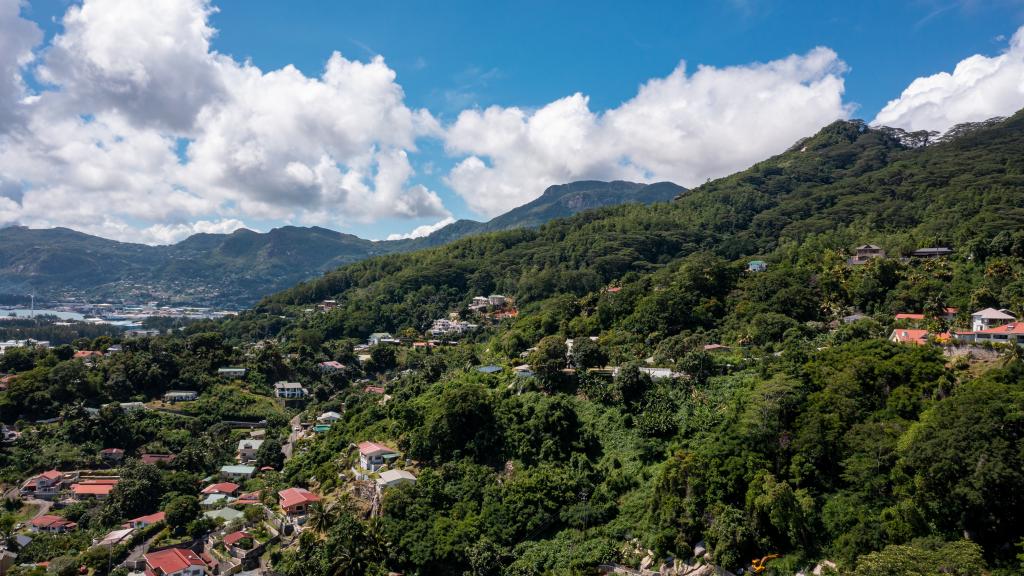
[237,439,263,464]
[201,482,240,496]
[368,332,393,346]
[376,470,417,493]
[28,515,76,533]
[318,361,346,372]
[355,441,398,478]
[219,465,256,481]
[488,294,508,307]
[911,247,954,258]
[122,512,165,529]
[848,244,886,265]
[100,448,124,463]
[278,487,320,516]
[140,453,176,466]
[143,548,206,576]
[96,527,135,547]
[469,296,491,310]
[747,260,768,272]
[476,365,502,374]
[890,329,930,346]
[235,490,261,506]
[317,411,342,424]
[273,381,307,400]
[971,308,1016,332]
[71,479,118,499]
[513,364,534,378]
[106,345,123,354]
[223,531,255,556]
[428,318,477,337]
[956,323,1024,346]
[205,507,244,523]
[218,367,247,379]
[163,390,198,402]
[21,470,63,499]
[73,350,103,361]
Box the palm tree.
[305,501,338,535]
[1001,340,1024,368]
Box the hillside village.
[2,113,1024,575]
[1,239,1023,576]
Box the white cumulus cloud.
[386,216,456,240]
[0,0,41,132]
[0,0,444,244]
[874,26,1024,132]
[445,47,852,217]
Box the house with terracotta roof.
[74,350,103,363]
[201,482,239,496]
[318,361,346,372]
[20,470,63,499]
[140,453,177,466]
[353,441,398,480]
[143,547,207,576]
[235,490,261,506]
[956,322,1024,346]
[278,487,319,516]
[100,448,125,463]
[71,479,118,499]
[889,329,930,346]
[222,531,257,558]
[28,515,76,533]
[123,511,166,529]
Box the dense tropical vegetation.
[2,112,1024,575]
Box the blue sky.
[3,0,1024,242]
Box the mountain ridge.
[0,180,684,306]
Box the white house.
[317,411,342,424]
[21,470,63,499]
[163,390,198,402]
[237,439,264,464]
[488,294,508,307]
[354,441,398,479]
[218,367,246,379]
[368,333,393,346]
[971,308,1016,332]
[274,382,307,399]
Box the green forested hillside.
[3,114,1024,576]
[0,180,680,307]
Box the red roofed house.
[201,482,239,496]
[141,454,177,466]
[71,479,118,499]
[894,313,926,321]
[29,515,76,533]
[318,361,346,372]
[278,487,319,516]
[356,440,395,477]
[74,350,103,358]
[123,511,166,529]
[223,531,253,549]
[957,322,1024,346]
[100,448,125,464]
[889,329,930,346]
[235,490,261,506]
[363,385,386,395]
[143,548,206,576]
[20,470,63,499]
